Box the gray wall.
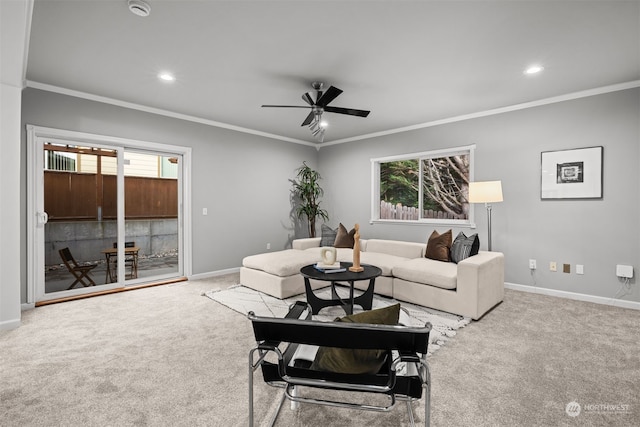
[21,87,640,305]
[318,88,640,302]
[21,88,318,302]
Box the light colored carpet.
[1,273,639,426]
[205,284,470,356]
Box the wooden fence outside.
[45,171,178,220]
[380,200,467,220]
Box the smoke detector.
[128,0,151,17]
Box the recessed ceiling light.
[158,72,175,82]
[524,65,544,75]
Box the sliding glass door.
[121,150,181,284]
[28,126,189,303]
[42,141,123,296]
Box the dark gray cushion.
[320,224,337,247]
[450,232,480,263]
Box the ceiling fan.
[261,82,370,142]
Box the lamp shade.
[468,181,503,203]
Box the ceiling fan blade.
[316,86,343,107]
[324,106,370,117]
[261,105,311,109]
[301,111,315,126]
[301,92,315,106]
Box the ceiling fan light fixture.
[128,0,151,17]
[262,82,369,143]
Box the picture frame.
[541,146,603,200]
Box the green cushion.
[310,304,401,374]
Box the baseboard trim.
[505,282,640,311]
[188,267,240,281]
[0,318,22,331]
[21,303,35,311]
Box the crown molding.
[320,80,640,148]
[25,81,316,147]
[26,79,640,149]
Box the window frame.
[370,144,476,227]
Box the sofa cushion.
[393,258,458,290]
[360,252,410,276]
[365,239,424,259]
[450,232,480,263]
[310,304,400,374]
[334,223,356,248]
[320,224,337,247]
[242,250,319,277]
[425,229,452,262]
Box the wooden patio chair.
[59,247,98,290]
[248,301,432,426]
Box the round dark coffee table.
[300,262,382,315]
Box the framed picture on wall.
[541,146,603,199]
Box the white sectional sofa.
[240,237,504,320]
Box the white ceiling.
[26,0,640,145]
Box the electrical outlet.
[576,264,584,275]
[550,261,557,272]
[267,243,271,250]
[529,259,536,269]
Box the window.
[371,145,475,225]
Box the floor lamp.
[469,181,503,251]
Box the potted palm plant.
[291,161,329,237]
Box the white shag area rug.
[205,284,471,356]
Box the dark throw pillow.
[320,224,337,247]
[425,229,452,262]
[333,223,356,248]
[310,304,401,374]
[450,232,480,263]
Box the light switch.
[202,208,208,215]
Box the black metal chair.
[248,301,432,426]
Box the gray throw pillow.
[450,232,480,263]
[320,224,337,247]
